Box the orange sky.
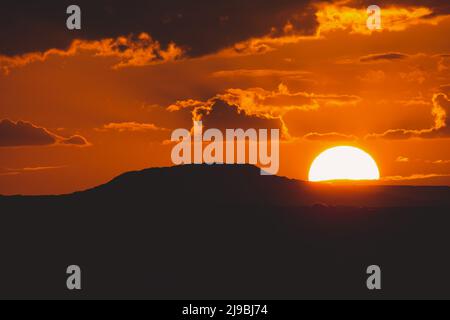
[1,0,450,195]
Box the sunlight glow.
[309,146,380,182]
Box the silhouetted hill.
[2,164,450,207]
[72,164,450,207]
[80,164,301,206]
[0,164,449,299]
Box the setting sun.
[309,146,380,182]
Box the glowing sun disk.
[309,146,380,182]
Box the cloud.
[303,132,357,141]
[216,33,319,58]
[382,173,450,181]
[0,1,321,58]
[0,119,90,147]
[167,84,320,120]
[360,53,409,63]
[0,119,55,147]
[60,135,90,146]
[168,97,287,139]
[1,1,448,69]
[218,84,320,117]
[400,69,427,84]
[217,1,450,58]
[367,93,450,139]
[167,99,209,113]
[316,2,449,35]
[396,97,431,107]
[195,100,284,133]
[430,159,450,164]
[0,166,65,176]
[396,156,410,162]
[217,84,361,117]
[348,1,450,16]
[211,69,312,80]
[439,84,450,94]
[167,84,361,140]
[99,122,168,132]
[0,33,183,73]
[357,70,386,83]
[394,157,450,164]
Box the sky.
[0,0,450,195]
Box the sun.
[309,146,380,182]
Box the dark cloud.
[0,119,55,147]
[2,1,449,58]
[0,0,323,57]
[303,132,357,141]
[439,84,450,95]
[167,98,286,139]
[360,52,409,63]
[367,93,450,140]
[200,100,283,133]
[349,0,450,16]
[0,119,90,147]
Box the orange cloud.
[167,99,216,124]
[60,135,90,146]
[367,93,450,139]
[0,33,184,74]
[211,69,312,80]
[303,132,357,141]
[216,2,450,58]
[382,173,450,181]
[217,34,319,57]
[357,70,387,83]
[167,84,361,141]
[218,84,320,117]
[431,160,450,164]
[218,84,360,117]
[0,166,65,177]
[316,3,448,35]
[396,156,410,163]
[99,122,168,132]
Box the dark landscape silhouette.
[0,164,449,299]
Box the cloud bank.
[0,119,90,147]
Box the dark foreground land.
[0,164,449,299]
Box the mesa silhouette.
[0,164,449,299]
[5,163,447,206]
